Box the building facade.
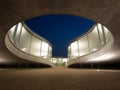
[0,0,120,68]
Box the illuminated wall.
[8,22,52,59]
[68,23,112,60]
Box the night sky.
[24,14,95,57]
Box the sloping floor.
[0,67,120,90]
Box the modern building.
[0,0,120,68]
[4,21,113,67]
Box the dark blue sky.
[24,14,95,57]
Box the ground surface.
[0,67,120,90]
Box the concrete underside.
[0,67,120,90]
[0,0,120,66]
[0,1,120,89]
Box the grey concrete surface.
[0,0,120,65]
[0,67,120,90]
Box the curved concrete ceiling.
[0,0,120,64]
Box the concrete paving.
[0,67,120,90]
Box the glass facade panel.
[18,27,31,53]
[71,41,78,58]
[97,23,105,45]
[8,25,16,41]
[78,36,89,56]
[14,23,22,44]
[48,46,52,58]
[88,27,101,52]
[41,41,49,58]
[30,36,41,56]
[103,26,111,42]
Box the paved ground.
[0,67,120,90]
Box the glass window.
[78,36,89,56]
[88,27,101,52]
[97,23,105,45]
[30,36,41,57]
[103,26,111,42]
[68,46,71,59]
[71,41,79,58]
[41,41,49,58]
[48,46,52,59]
[9,25,16,41]
[14,23,22,44]
[18,27,31,53]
